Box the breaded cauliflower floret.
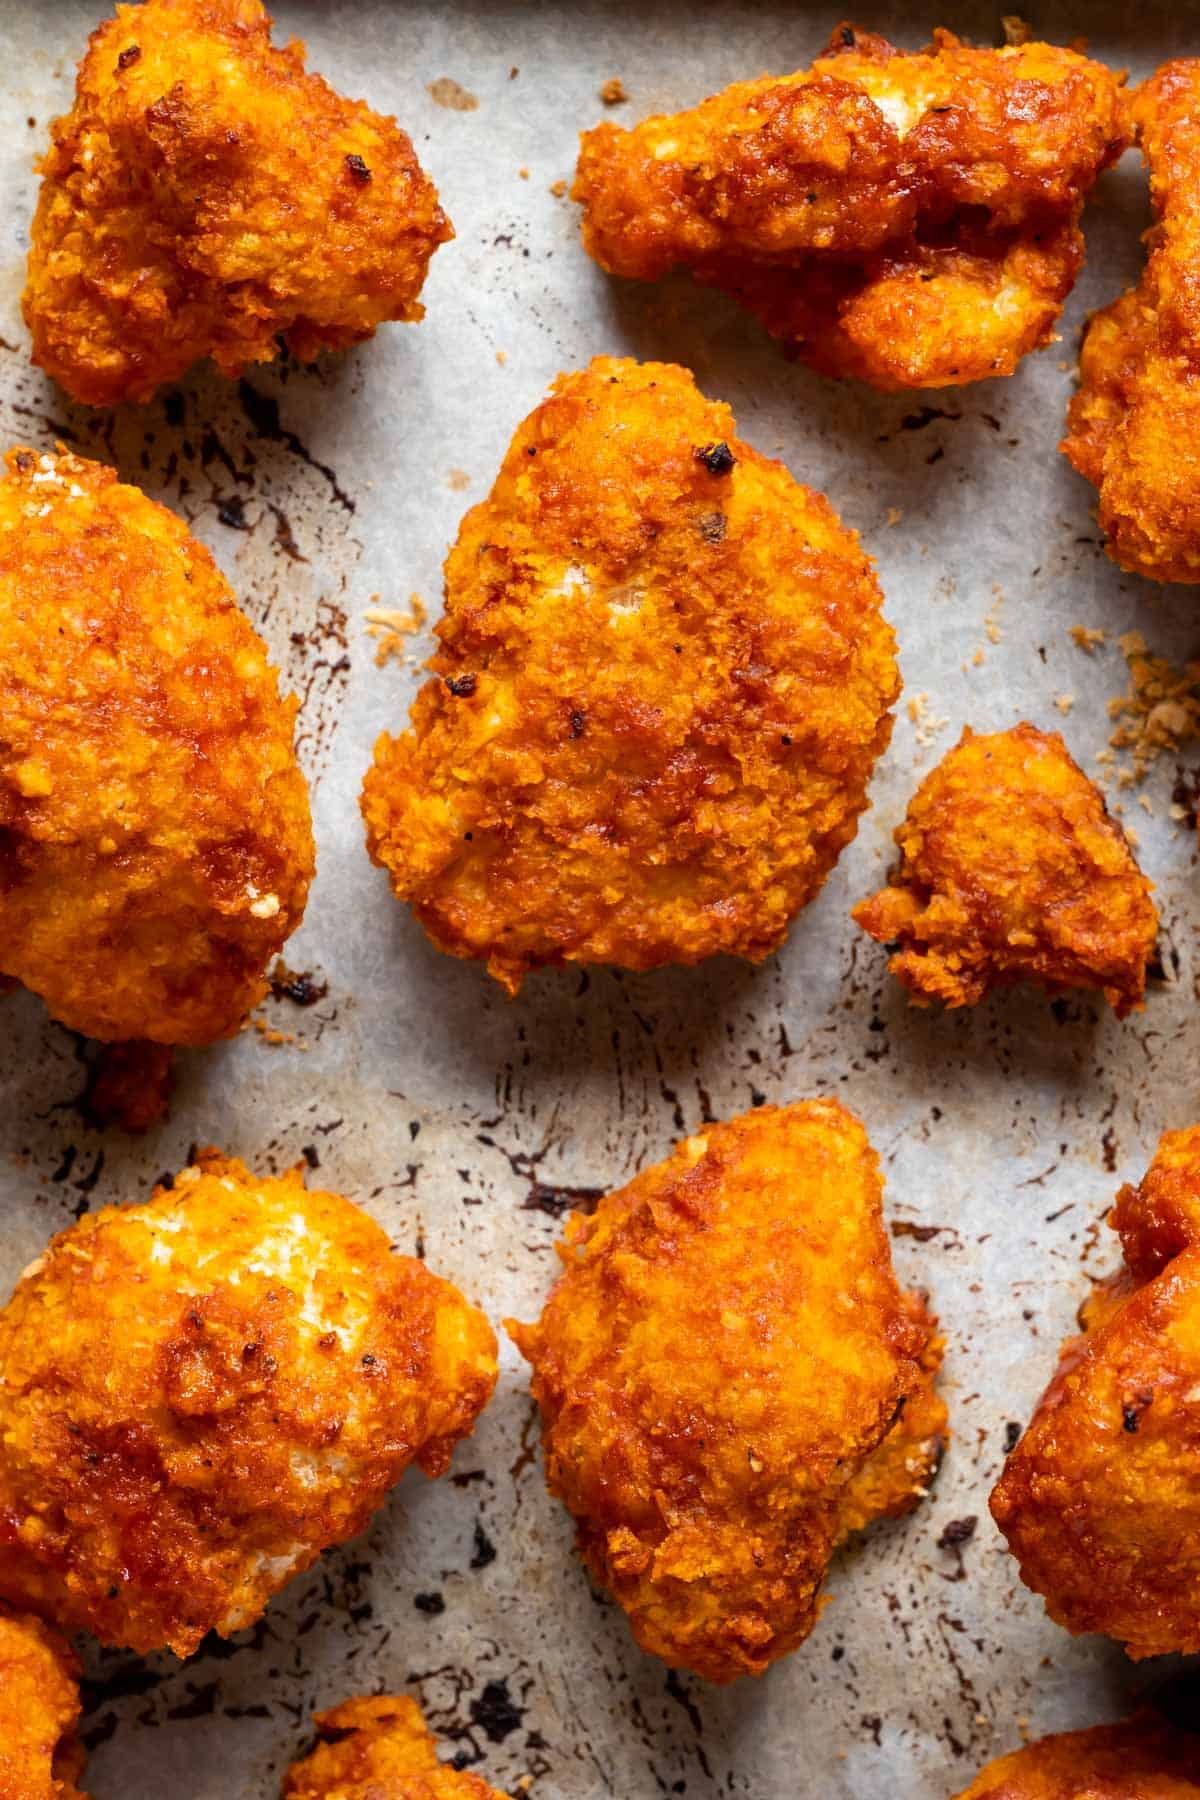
[1064,62,1200,583]
[508,1100,947,1683]
[0,447,313,1046]
[0,1150,498,1657]
[574,27,1128,390]
[952,1711,1200,1798]
[991,1125,1200,1659]
[0,1607,88,1800]
[24,0,452,406]
[283,1696,509,1799]
[361,357,899,993]
[853,723,1158,1016]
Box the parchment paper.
[0,3,1197,1794]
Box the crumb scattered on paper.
[550,178,568,197]
[600,77,628,105]
[886,507,902,526]
[984,586,1004,645]
[1002,14,1033,43]
[428,76,479,111]
[364,593,427,667]
[966,587,1004,666]
[907,691,949,750]
[249,1014,295,1048]
[1055,693,1074,715]
[496,349,507,365]
[519,165,529,178]
[447,468,471,492]
[1097,629,1200,798]
[1070,624,1107,654]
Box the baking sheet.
[1,2,1198,1793]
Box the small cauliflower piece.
[0,1151,498,1657]
[0,447,313,1046]
[1064,61,1200,583]
[283,1695,510,1799]
[361,356,899,993]
[574,26,1128,390]
[853,723,1158,1016]
[991,1125,1200,1659]
[0,1607,88,1800]
[509,1100,947,1683]
[24,0,452,405]
[952,1711,1200,1798]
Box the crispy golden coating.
[991,1125,1200,1658]
[853,723,1158,1016]
[574,27,1127,390]
[361,357,898,992]
[508,1100,947,1682]
[0,1150,498,1657]
[952,1711,1200,1798]
[1063,62,1200,583]
[0,447,313,1045]
[23,0,451,406]
[283,1696,508,1800]
[0,1608,88,1800]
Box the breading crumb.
[907,692,949,749]
[364,593,426,667]
[886,507,903,526]
[600,77,628,105]
[985,589,1004,645]
[1054,694,1074,715]
[1001,14,1033,45]
[1103,632,1200,795]
[252,1014,294,1046]
[427,76,479,111]
[550,178,568,198]
[1070,624,1107,654]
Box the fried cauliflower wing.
[283,1696,509,1800]
[853,723,1158,1016]
[952,1711,1200,1798]
[574,27,1128,390]
[23,0,451,406]
[508,1100,947,1682]
[0,447,313,1046]
[0,1607,88,1800]
[1063,62,1200,583]
[361,357,899,993]
[991,1125,1200,1658]
[0,1150,498,1657]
